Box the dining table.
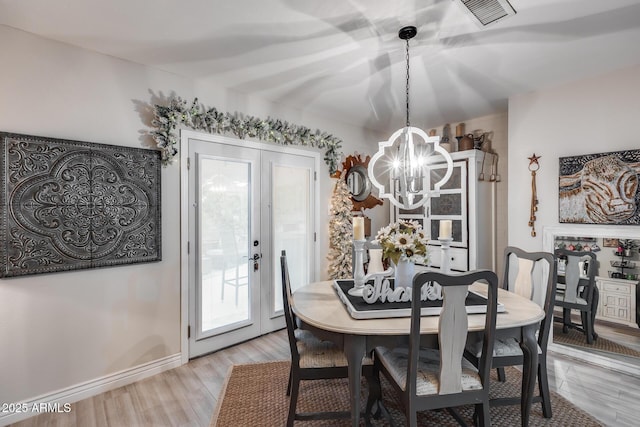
[291,280,546,427]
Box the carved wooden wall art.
[0,132,161,278]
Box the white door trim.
[179,130,320,363]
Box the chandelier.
[368,26,453,210]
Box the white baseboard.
[0,353,183,426]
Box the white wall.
[508,64,640,251]
[0,24,382,411]
[0,25,192,407]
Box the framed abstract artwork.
[559,149,640,224]
[0,132,161,278]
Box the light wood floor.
[11,329,640,427]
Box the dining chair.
[369,270,498,427]
[553,248,598,344]
[280,250,373,427]
[465,246,556,418]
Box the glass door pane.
[188,138,261,358]
[272,164,311,312]
[262,150,316,331]
[198,157,251,336]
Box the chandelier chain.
[405,37,411,128]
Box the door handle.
[252,253,262,272]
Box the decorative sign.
[559,149,640,224]
[361,270,443,303]
[0,132,161,278]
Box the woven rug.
[211,360,602,427]
[553,323,640,358]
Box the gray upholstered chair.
[369,270,498,427]
[554,249,598,344]
[280,250,373,427]
[465,246,557,418]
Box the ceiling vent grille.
[455,0,516,26]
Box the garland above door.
[151,96,342,174]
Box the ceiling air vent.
[454,0,516,26]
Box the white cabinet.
[596,276,638,327]
[391,150,496,272]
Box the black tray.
[334,279,504,320]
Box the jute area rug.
[553,323,640,358]
[211,360,602,427]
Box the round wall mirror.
[346,165,370,202]
[339,154,383,211]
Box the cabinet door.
[596,279,636,326]
[427,160,468,246]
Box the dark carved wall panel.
[0,132,162,277]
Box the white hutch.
[391,150,497,272]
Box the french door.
[186,134,317,358]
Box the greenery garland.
[151,97,343,174]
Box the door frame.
[179,130,321,363]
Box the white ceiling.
[2,0,640,134]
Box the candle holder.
[349,239,367,296]
[438,237,453,274]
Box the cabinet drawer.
[429,246,468,272]
[601,281,632,295]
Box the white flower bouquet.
[374,220,429,265]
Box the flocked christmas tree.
[327,175,353,279]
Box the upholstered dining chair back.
[373,270,498,427]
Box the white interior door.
[186,135,317,358]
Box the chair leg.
[591,288,599,341]
[583,310,594,344]
[408,408,417,427]
[538,356,552,418]
[476,402,490,427]
[287,376,300,427]
[562,308,571,333]
[365,366,381,421]
[496,367,507,382]
[286,366,292,396]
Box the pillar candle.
[353,217,365,240]
[439,220,452,239]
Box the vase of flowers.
[374,220,429,288]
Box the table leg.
[343,334,366,427]
[520,324,539,427]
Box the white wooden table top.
[292,281,545,336]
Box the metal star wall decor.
[0,132,162,278]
